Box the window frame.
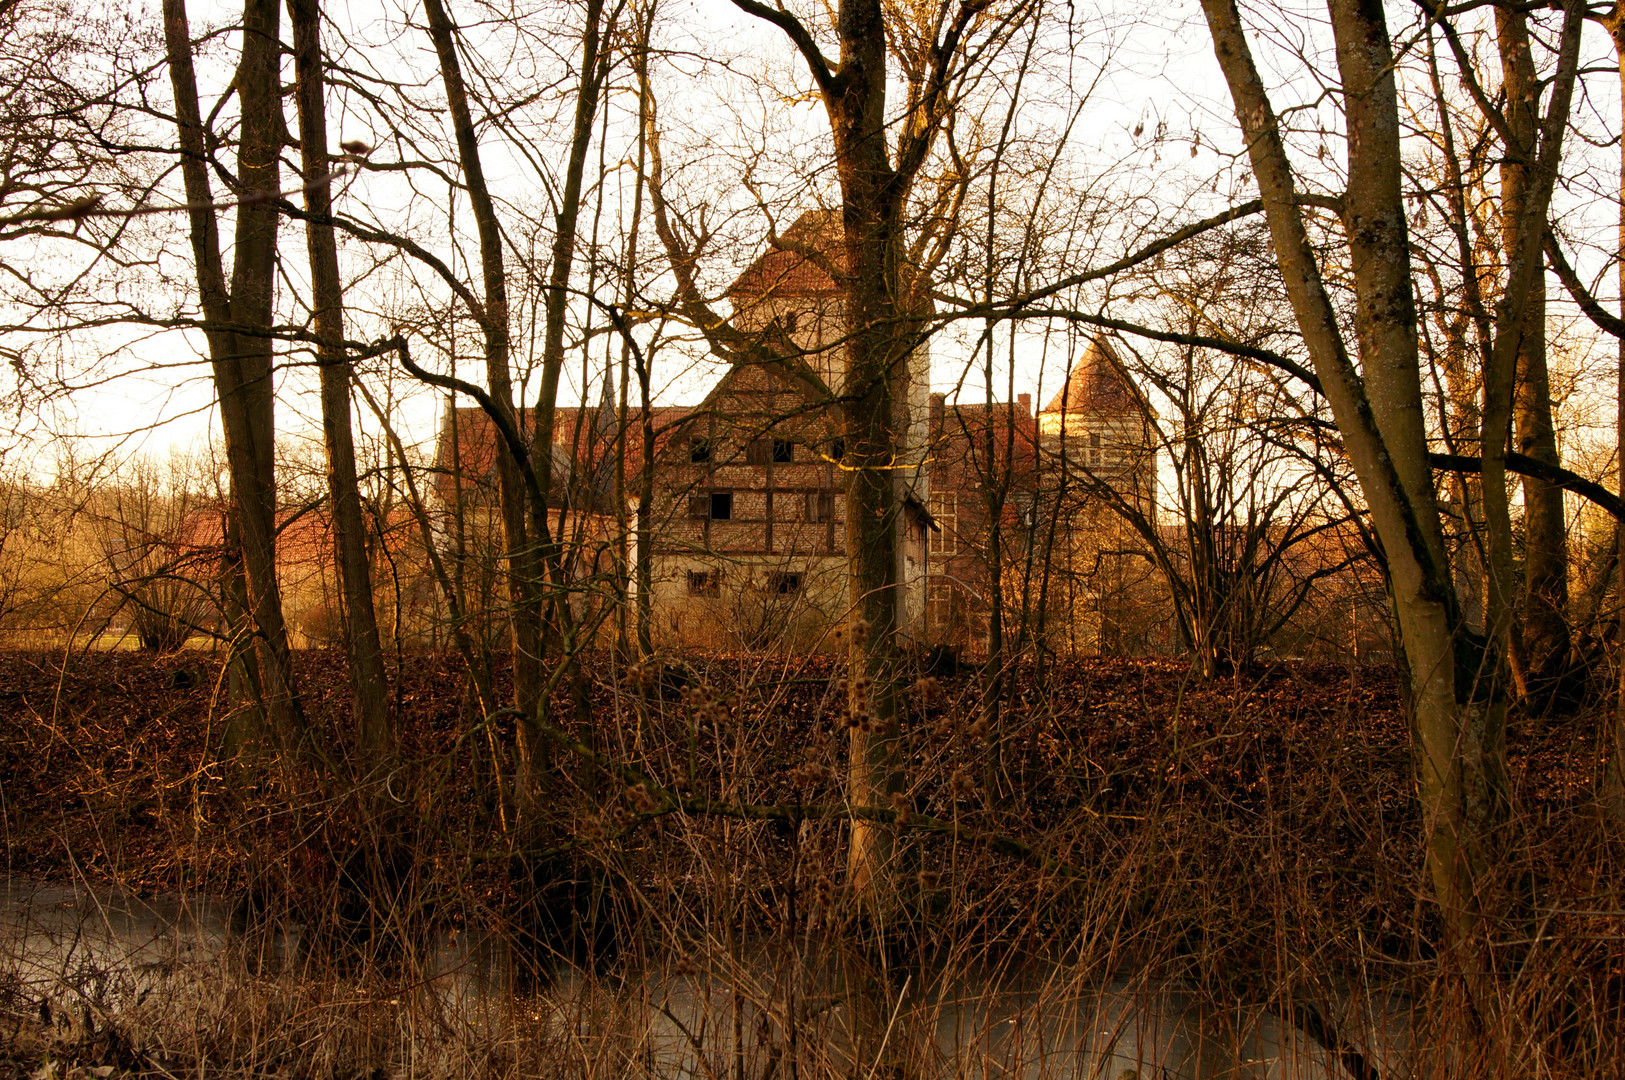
[929,491,958,556]
[687,569,722,597]
[767,570,803,595]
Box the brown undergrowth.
[0,648,1619,1077]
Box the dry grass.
[0,648,1620,1077]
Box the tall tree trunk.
[163,0,303,756]
[1605,6,1625,819]
[828,79,914,905]
[288,0,392,761]
[1202,0,1581,957]
[422,0,544,810]
[627,20,654,661]
[523,0,609,793]
[529,0,607,553]
[1204,0,1457,947]
[1498,8,1575,710]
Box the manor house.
[432,211,1155,652]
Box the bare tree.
[1198,0,1583,961]
[162,0,305,755]
[643,0,1027,904]
[288,0,392,759]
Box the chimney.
[1017,392,1031,417]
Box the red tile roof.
[727,209,845,300]
[432,403,696,506]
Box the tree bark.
[288,0,392,761]
[163,0,303,756]
[422,0,544,810]
[1203,0,1481,944]
[1202,0,1582,956]
[1605,5,1625,819]
[1497,7,1575,710]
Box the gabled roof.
[727,209,845,300]
[1042,336,1140,415]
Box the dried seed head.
[950,767,976,798]
[912,676,941,705]
[627,660,660,692]
[889,791,911,826]
[627,783,657,813]
[849,617,870,644]
[967,717,989,743]
[578,814,606,842]
[916,870,940,891]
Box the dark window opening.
[690,437,712,463]
[768,571,803,595]
[772,439,794,464]
[829,438,845,461]
[709,492,733,521]
[687,570,721,597]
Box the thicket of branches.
[3,0,1625,1072]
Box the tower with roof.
[1038,335,1156,512]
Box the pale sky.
[5,0,1623,492]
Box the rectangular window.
[709,491,733,521]
[768,571,802,595]
[772,438,794,463]
[687,494,709,519]
[828,437,845,461]
[927,579,956,634]
[807,490,836,523]
[746,438,770,466]
[687,570,721,597]
[929,492,958,556]
[690,437,712,463]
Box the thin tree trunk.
[529,0,607,552]
[1606,6,1625,819]
[422,0,544,811]
[1498,8,1574,710]
[523,0,610,796]
[288,0,392,761]
[163,0,303,756]
[625,17,654,660]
